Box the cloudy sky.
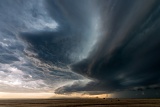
[0,0,160,98]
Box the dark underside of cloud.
[54,0,160,96]
[1,0,160,97]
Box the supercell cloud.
[0,0,160,98]
[54,0,160,95]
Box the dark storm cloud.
[20,31,82,65]
[55,0,160,95]
[1,0,160,96]
[0,0,84,91]
[18,0,99,67]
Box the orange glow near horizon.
[0,92,54,99]
[0,92,112,99]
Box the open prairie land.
[0,99,160,107]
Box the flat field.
[0,99,160,107]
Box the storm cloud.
[1,0,160,97]
[0,0,84,92]
[55,0,160,96]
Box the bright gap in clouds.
[0,0,84,94]
[1,0,160,99]
[0,92,112,99]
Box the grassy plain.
[0,99,160,107]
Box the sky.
[0,0,160,99]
